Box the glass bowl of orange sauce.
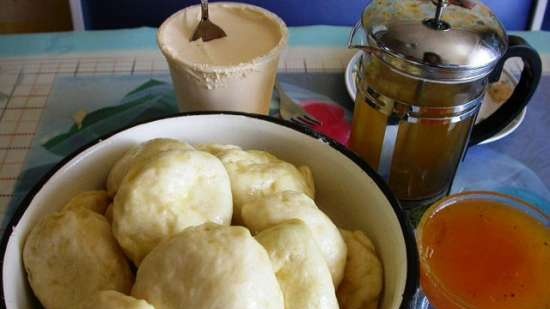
[416,191,549,309]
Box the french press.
[348,0,541,208]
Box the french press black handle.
[469,35,542,145]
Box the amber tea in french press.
[348,0,541,208]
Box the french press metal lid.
[351,0,508,82]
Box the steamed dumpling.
[202,147,315,222]
[132,223,284,309]
[78,291,155,309]
[255,220,339,309]
[62,190,111,215]
[23,209,133,309]
[196,143,242,156]
[113,149,232,265]
[337,230,383,309]
[241,191,347,287]
[106,138,194,196]
[105,203,114,223]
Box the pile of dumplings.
[23,138,383,309]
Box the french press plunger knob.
[423,0,450,30]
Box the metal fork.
[276,82,322,127]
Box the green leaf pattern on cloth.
[42,79,178,157]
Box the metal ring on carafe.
[355,52,484,125]
[357,81,483,125]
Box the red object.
[302,101,351,146]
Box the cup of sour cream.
[158,2,288,114]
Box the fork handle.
[200,0,209,20]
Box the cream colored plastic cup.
[158,2,288,114]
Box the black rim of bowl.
[0,111,419,308]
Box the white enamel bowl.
[0,112,418,309]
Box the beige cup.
[158,3,288,114]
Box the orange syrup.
[419,198,550,309]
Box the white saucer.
[345,51,527,145]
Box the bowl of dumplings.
[1,112,418,309]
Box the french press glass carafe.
[348,0,541,208]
